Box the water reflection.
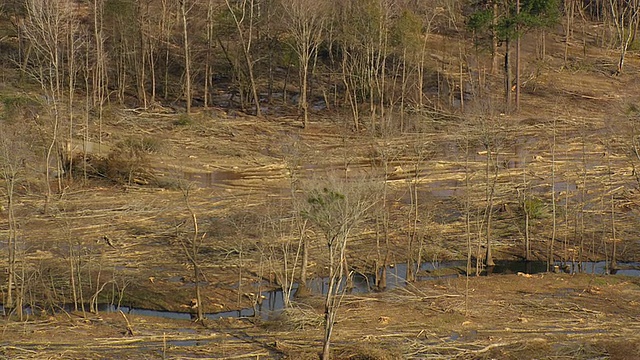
[3,261,639,324]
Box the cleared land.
[1,13,640,360]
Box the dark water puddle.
[107,260,640,323]
[563,261,640,276]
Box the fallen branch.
[1,346,39,354]
[465,341,515,355]
[119,310,134,337]
[223,353,271,359]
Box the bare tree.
[0,104,39,318]
[204,0,216,108]
[548,117,557,271]
[65,5,82,180]
[134,0,149,108]
[160,0,178,101]
[603,139,620,271]
[406,140,434,282]
[461,128,473,313]
[224,0,262,116]
[471,114,503,268]
[335,0,392,131]
[90,0,107,151]
[282,139,312,295]
[0,123,28,313]
[177,182,206,322]
[520,157,532,261]
[22,0,78,211]
[608,0,640,75]
[281,0,327,128]
[180,0,193,114]
[263,204,306,309]
[302,176,379,360]
[369,136,401,290]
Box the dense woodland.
[2,0,629,123]
[1,0,640,358]
[0,0,636,134]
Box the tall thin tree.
[281,0,327,128]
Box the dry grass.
[2,14,640,360]
[2,273,639,359]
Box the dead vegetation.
[2,273,640,359]
[1,0,640,358]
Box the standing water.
[3,261,638,321]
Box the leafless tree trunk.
[609,0,640,75]
[407,141,433,281]
[607,146,618,270]
[265,211,306,309]
[417,10,438,110]
[563,0,575,65]
[0,132,20,312]
[341,48,361,131]
[491,1,499,74]
[179,183,206,322]
[180,0,192,114]
[367,0,392,132]
[515,0,521,112]
[83,43,90,181]
[476,117,502,268]
[204,0,215,108]
[548,117,557,271]
[160,0,175,101]
[281,0,327,128]
[372,138,395,290]
[66,10,80,181]
[303,177,379,360]
[0,114,35,317]
[522,158,531,261]
[135,1,148,108]
[23,0,76,213]
[484,147,496,267]
[504,36,512,113]
[224,0,262,116]
[91,0,106,153]
[296,219,309,297]
[579,118,588,272]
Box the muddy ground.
[2,26,640,359]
